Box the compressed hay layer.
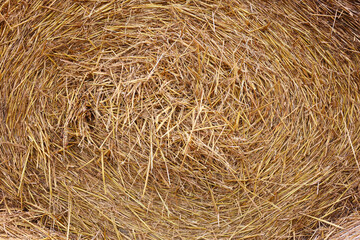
[314,212,360,239]
[0,0,360,239]
[0,210,66,239]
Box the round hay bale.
[0,0,359,239]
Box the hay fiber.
[1,0,360,239]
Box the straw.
[0,0,359,239]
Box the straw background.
[1,0,360,239]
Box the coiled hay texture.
[0,0,360,239]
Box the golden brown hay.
[1,0,360,239]
[314,212,360,239]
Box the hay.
[0,0,359,239]
[0,209,66,239]
[313,212,360,239]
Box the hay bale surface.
[314,213,360,239]
[0,0,359,239]
[0,209,66,239]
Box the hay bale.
[0,0,359,239]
